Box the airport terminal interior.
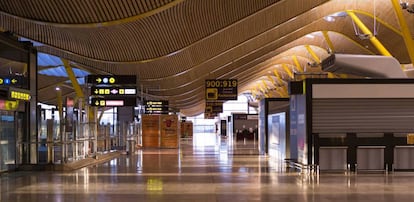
[3,0,414,201]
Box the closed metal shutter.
[312,98,414,133]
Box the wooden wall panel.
[142,115,160,148]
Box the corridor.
[1,133,414,202]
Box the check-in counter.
[319,146,347,171]
[357,146,385,171]
[394,146,414,170]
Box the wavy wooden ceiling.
[1,0,414,116]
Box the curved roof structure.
[1,0,414,116]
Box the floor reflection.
[3,132,414,202]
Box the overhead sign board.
[205,101,223,113]
[204,112,217,119]
[144,100,169,114]
[89,97,136,107]
[85,75,136,85]
[205,79,238,100]
[90,86,137,96]
[0,75,27,87]
[8,87,31,101]
[144,100,169,106]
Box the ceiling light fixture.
[305,34,314,39]
[323,16,335,22]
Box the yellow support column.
[391,0,414,64]
[346,10,392,56]
[61,59,84,98]
[56,87,63,121]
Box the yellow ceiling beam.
[267,76,277,87]
[322,31,335,53]
[351,10,402,36]
[62,59,84,98]
[346,10,392,57]
[391,0,414,65]
[305,45,321,63]
[320,31,376,55]
[273,69,284,84]
[261,80,269,90]
[282,64,294,79]
[292,55,304,73]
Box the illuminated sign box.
[144,100,169,106]
[8,87,31,101]
[89,97,136,107]
[144,100,169,114]
[205,79,238,100]
[205,101,223,113]
[90,86,137,96]
[0,99,19,110]
[0,75,27,87]
[85,75,137,85]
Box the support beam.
[282,64,294,79]
[261,80,269,91]
[267,75,276,86]
[98,110,105,124]
[56,87,63,121]
[391,0,414,64]
[292,55,304,73]
[62,59,84,98]
[322,31,335,53]
[273,69,284,85]
[346,10,392,57]
[305,45,321,63]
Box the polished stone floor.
[2,133,414,201]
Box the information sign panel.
[205,101,223,113]
[86,75,136,85]
[90,86,137,96]
[89,97,136,107]
[205,79,237,100]
[0,75,27,87]
[8,87,31,101]
[144,100,169,114]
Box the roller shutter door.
[312,98,414,133]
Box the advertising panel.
[160,115,178,148]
